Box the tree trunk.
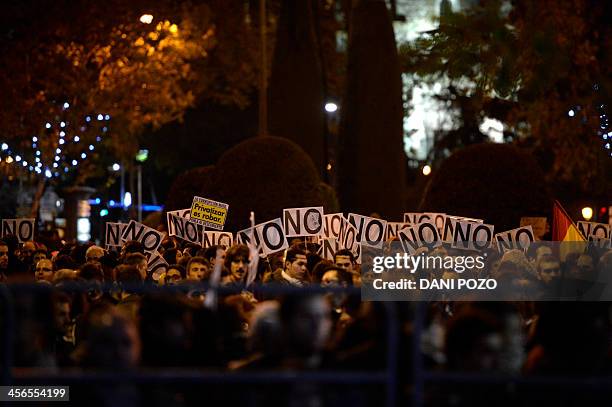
[338,0,406,219]
[269,0,326,177]
[29,177,46,218]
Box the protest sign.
[237,218,288,256]
[318,238,339,261]
[190,196,229,230]
[202,231,234,248]
[1,218,35,242]
[167,208,192,219]
[520,217,547,240]
[398,221,440,254]
[385,222,411,241]
[146,250,168,280]
[347,213,388,248]
[167,213,204,246]
[450,220,495,251]
[495,226,535,253]
[322,213,345,239]
[105,222,127,248]
[121,220,165,253]
[283,206,324,237]
[340,221,361,263]
[577,221,611,248]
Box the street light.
[324,102,338,113]
[140,14,154,24]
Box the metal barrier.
[0,284,399,407]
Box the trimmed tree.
[338,0,406,219]
[420,143,551,231]
[214,137,324,232]
[269,0,326,177]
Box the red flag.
[552,200,586,242]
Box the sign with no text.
[189,196,229,230]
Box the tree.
[421,143,551,231]
[399,0,612,200]
[338,0,406,219]
[0,0,216,215]
[269,0,326,176]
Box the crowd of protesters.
[1,231,612,406]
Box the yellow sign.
[190,196,229,230]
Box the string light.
[1,107,112,178]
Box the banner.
[190,196,229,230]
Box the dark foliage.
[420,143,551,231]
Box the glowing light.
[36,151,41,156]
[140,14,154,24]
[582,207,593,221]
[56,148,61,154]
[29,166,33,171]
[45,123,51,129]
[96,136,102,142]
[89,144,94,151]
[104,114,110,120]
[63,102,70,109]
[32,136,38,142]
[22,161,27,167]
[422,165,432,176]
[169,24,178,34]
[74,136,80,142]
[35,157,40,163]
[6,156,13,163]
[45,169,52,178]
[102,127,108,132]
[1,143,7,150]
[53,163,58,168]
[60,131,65,137]
[81,153,87,159]
[54,156,60,161]
[15,155,21,162]
[100,209,109,217]
[97,114,103,121]
[85,116,91,122]
[59,139,65,145]
[60,121,66,128]
[123,192,132,207]
[324,102,338,113]
[64,167,69,173]
[568,109,575,117]
[112,163,120,171]
[72,160,77,166]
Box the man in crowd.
[334,249,360,286]
[34,258,55,283]
[219,244,249,285]
[186,256,210,281]
[124,252,148,281]
[268,247,309,286]
[85,245,105,263]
